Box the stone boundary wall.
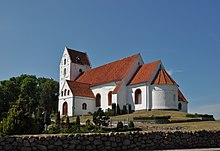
[1,131,220,151]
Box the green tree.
[93,108,109,127]
[2,97,35,135]
[56,111,61,125]
[38,78,58,114]
[76,116,80,126]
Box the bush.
[76,116,80,126]
[133,115,171,120]
[47,124,61,134]
[56,111,60,125]
[117,104,121,115]
[128,121,134,128]
[117,121,123,129]
[105,109,116,116]
[186,113,213,118]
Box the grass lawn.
[68,110,220,132]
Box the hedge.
[133,115,171,120]
[186,113,213,118]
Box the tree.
[2,97,35,135]
[38,78,59,114]
[56,111,61,125]
[66,116,70,129]
[76,116,80,126]
[117,104,121,115]
[93,108,109,127]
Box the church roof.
[178,88,188,103]
[129,60,161,85]
[75,54,139,86]
[66,80,94,98]
[66,47,91,66]
[152,68,176,85]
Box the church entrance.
[63,102,68,115]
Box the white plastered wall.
[70,63,91,81]
[128,84,147,111]
[74,96,95,115]
[151,84,178,110]
[91,82,117,112]
[58,81,74,116]
[178,101,188,112]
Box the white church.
[58,47,188,116]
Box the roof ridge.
[66,47,86,54]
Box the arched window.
[135,89,142,104]
[64,89,67,96]
[67,90,70,95]
[64,68,66,76]
[64,59,66,65]
[108,91,112,106]
[82,103,87,110]
[178,103,182,110]
[96,93,101,107]
[61,91,63,97]
[63,102,68,115]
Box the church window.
[135,89,142,104]
[64,59,66,65]
[79,69,82,73]
[64,68,66,76]
[82,103,87,110]
[96,93,101,107]
[61,91,63,97]
[108,91,112,106]
[178,103,182,110]
[67,90,70,95]
[64,89,67,96]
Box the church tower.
[59,47,91,91]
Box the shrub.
[76,116,80,126]
[93,108,109,127]
[133,115,171,120]
[128,121,134,128]
[116,104,121,115]
[66,116,70,129]
[56,111,60,125]
[186,113,213,118]
[105,109,115,116]
[47,124,60,134]
[117,121,123,129]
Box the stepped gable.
[129,60,161,85]
[178,88,188,103]
[66,80,94,98]
[152,68,176,85]
[75,54,139,86]
[67,47,91,66]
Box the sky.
[1,0,220,118]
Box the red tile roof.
[67,47,91,66]
[75,54,139,86]
[152,69,176,85]
[129,60,161,85]
[112,83,122,94]
[66,80,94,98]
[178,88,188,103]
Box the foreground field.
[69,110,220,132]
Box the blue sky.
[1,1,220,118]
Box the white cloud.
[167,69,183,76]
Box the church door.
[63,102,68,115]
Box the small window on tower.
[64,68,66,76]
[79,69,82,73]
[76,56,82,64]
[64,59,66,65]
